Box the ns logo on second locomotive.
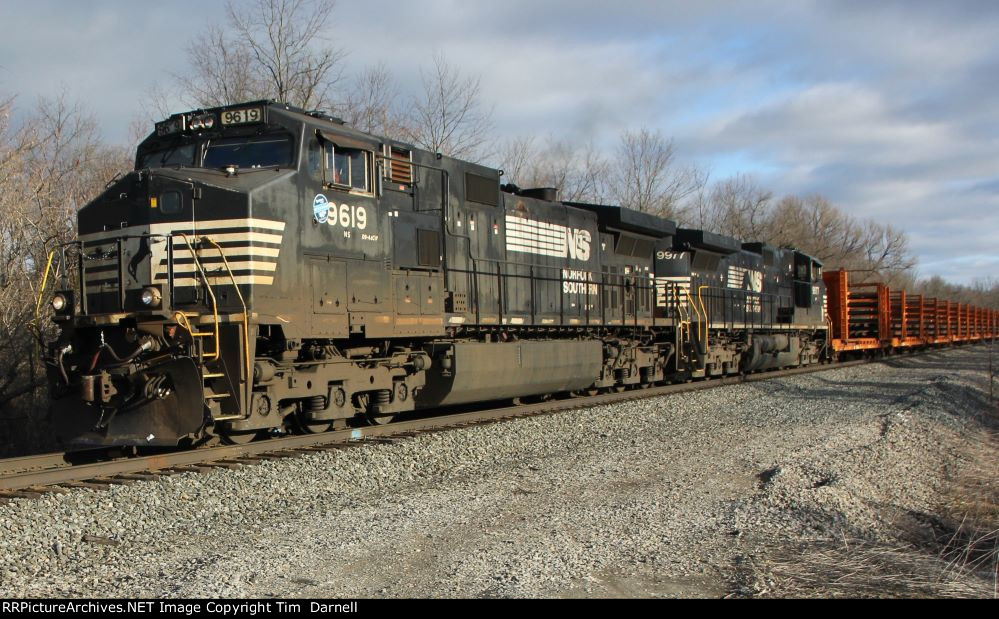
[39,100,828,448]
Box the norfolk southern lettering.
[561,269,598,295]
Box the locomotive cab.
[44,101,442,447]
[45,102,312,447]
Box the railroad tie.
[358,437,399,445]
[203,461,245,469]
[165,465,217,474]
[227,457,266,464]
[113,473,164,482]
[0,490,46,500]
[256,452,301,460]
[61,481,122,490]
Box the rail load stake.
[35,100,998,450]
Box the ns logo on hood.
[504,215,592,262]
[313,194,331,224]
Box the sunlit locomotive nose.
[44,103,295,447]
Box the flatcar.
[37,100,845,448]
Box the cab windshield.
[203,135,294,168]
[137,133,295,170]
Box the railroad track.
[0,355,917,501]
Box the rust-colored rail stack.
[824,269,998,354]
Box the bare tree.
[912,274,999,307]
[405,53,494,161]
[610,128,706,220]
[181,25,268,107]
[496,135,538,189]
[496,134,609,203]
[337,63,408,139]
[761,193,916,282]
[0,93,129,453]
[861,222,916,279]
[702,174,773,240]
[538,138,609,203]
[180,0,345,111]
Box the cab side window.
[307,138,322,180]
[325,144,370,193]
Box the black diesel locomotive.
[42,101,828,447]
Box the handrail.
[374,153,450,213]
[172,233,221,361]
[33,250,58,326]
[686,289,703,354]
[697,285,710,350]
[205,237,253,397]
[674,282,692,363]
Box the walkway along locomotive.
[40,100,832,447]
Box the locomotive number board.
[220,106,264,126]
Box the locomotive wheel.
[220,429,259,445]
[364,412,397,426]
[293,413,334,434]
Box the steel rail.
[0,452,76,477]
[0,354,931,494]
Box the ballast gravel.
[0,345,995,598]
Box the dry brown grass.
[746,428,999,598]
[936,428,999,596]
[751,539,993,598]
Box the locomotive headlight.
[140,286,162,307]
[51,293,68,312]
[50,291,73,316]
[188,114,214,131]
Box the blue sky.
[1,0,997,283]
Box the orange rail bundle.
[823,270,889,352]
[823,269,998,355]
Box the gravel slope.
[0,345,995,598]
